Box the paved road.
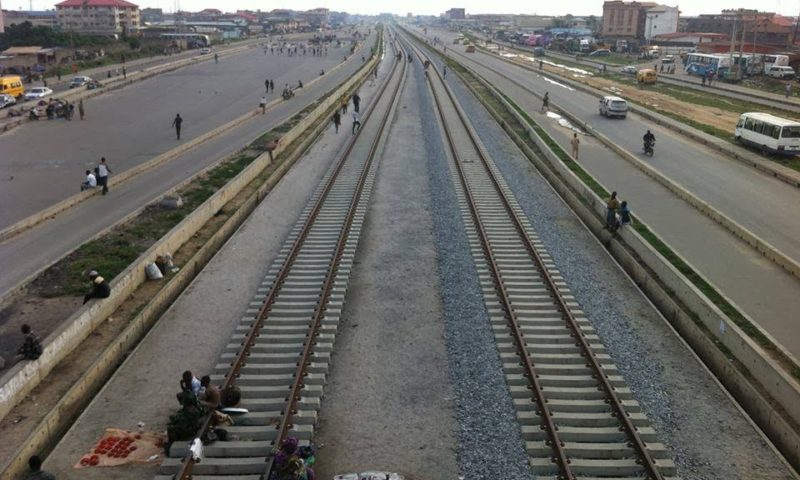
[0,35,373,301]
[0,41,356,227]
[425,28,800,359]
[481,36,800,115]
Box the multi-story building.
[446,8,465,20]
[56,0,140,36]
[602,1,657,40]
[684,10,794,47]
[140,7,162,24]
[644,5,679,40]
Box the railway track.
[399,30,678,480]
[155,36,407,479]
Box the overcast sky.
[4,0,800,19]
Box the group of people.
[657,63,677,74]
[605,191,633,233]
[331,91,362,134]
[80,157,112,194]
[178,370,221,410]
[28,98,85,121]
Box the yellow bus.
[0,75,25,98]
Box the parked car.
[661,55,675,65]
[69,76,93,88]
[199,47,212,54]
[23,86,53,101]
[766,66,796,79]
[589,49,611,57]
[599,95,628,118]
[621,65,638,75]
[0,93,17,108]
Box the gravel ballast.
[437,54,795,480]
[417,60,536,480]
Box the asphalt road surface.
[0,39,356,227]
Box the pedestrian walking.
[172,113,183,140]
[786,83,792,98]
[570,133,580,160]
[443,65,447,79]
[214,53,219,64]
[270,80,274,93]
[122,66,126,79]
[605,191,621,230]
[260,95,267,114]
[78,98,85,120]
[701,75,706,86]
[341,99,348,114]
[351,111,361,134]
[541,92,550,113]
[539,59,543,70]
[265,78,270,93]
[618,201,632,231]
[333,111,341,133]
[96,157,111,195]
[352,92,361,113]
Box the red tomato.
[129,445,137,451]
[80,457,90,466]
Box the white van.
[599,95,628,118]
[735,112,800,155]
[765,66,795,79]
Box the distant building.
[56,0,140,36]
[685,10,794,47]
[644,5,679,40]
[2,9,58,29]
[602,1,658,40]
[0,2,5,33]
[140,7,163,24]
[446,8,465,20]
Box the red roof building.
[56,0,139,35]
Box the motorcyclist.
[643,130,656,152]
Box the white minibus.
[735,112,800,155]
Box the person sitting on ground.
[81,169,97,191]
[83,271,111,304]
[199,375,221,409]
[15,324,43,363]
[26,455,56,480]
[180,370,202,397]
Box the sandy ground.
[313,59,460,479]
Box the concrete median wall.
[452,56,800,471]
[0,47,378,430]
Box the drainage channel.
[401,31,678,480]
[155,37,408,480]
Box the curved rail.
[398,28,666,480]
[173,33,407,480]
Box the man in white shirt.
[96,157,112,195]
[352,111,361,135]
[81,169,97,191]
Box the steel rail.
[402,30,664,480]
[174,34,403,480]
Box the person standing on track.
[96,157,111,195]
[352,92,361,113]
[172,113,183,140]
[332,110,341,133]
[570,133,580,160]
[351,110,361,135]
[541,92,550,113]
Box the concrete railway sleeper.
[157,37,407,480]
[401,31,677,480]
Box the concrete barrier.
[453,56,800,471]
[0,46,378,431]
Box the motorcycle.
[643,139,655,157]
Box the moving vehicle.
[0,93,17,108]
[199,47,212,54]
[735,112,800,155]
[765,66,795,79]
[465,45,476,53]
[644,139,655,156]
[69,76,93,88]
[661,55,675,65]
[589,49,611,57]
[637,69,658,84]
[0,75,25,98]
[621,65,638,75]
[599,96,628,118]
[23,86,53,101]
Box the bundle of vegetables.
[271,437,316,480]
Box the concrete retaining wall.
[449,54,800,471]
[0,47,378,429]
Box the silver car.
[0,93,16,108]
